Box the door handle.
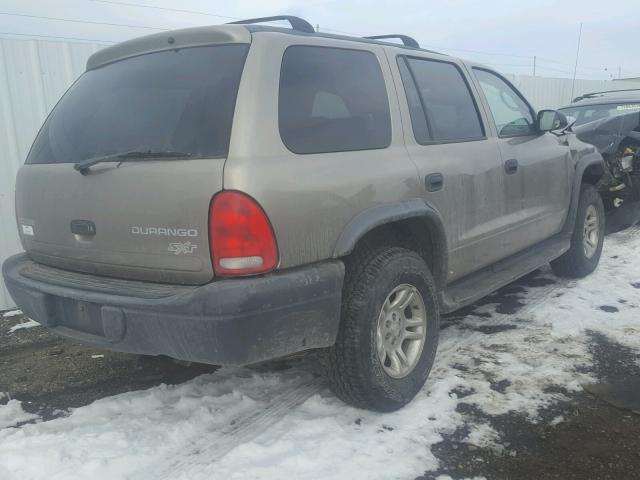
[425,173,444,192]
[504,158,519,175]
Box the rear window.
[27,45,249,165]
[279,46,391,154]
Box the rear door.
[16,43,249,284]
[393,54,506,280]
[471,68,572,254]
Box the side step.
[439,235,570,314]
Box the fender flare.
[562,151,606,237]
[332,199,448,288]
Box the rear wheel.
[324,246,439,412]
[551,184,605,278]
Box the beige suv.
[3,16,606,411]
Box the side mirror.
[537,109,569,132]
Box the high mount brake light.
[209,191,278,276]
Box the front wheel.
[551,184,605,278]
[324,246,440,412]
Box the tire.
[551,184,605,278]
[324,246,440,412]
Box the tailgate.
[16,160,222,284]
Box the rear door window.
[27,45,249,165]
[398,57,485,143]
[279,46,392,154]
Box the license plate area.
[55,298,104,337]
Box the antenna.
[570,23,583,101]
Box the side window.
[473,69,535,137]
[279,46,391,154]
[398,56,484,143]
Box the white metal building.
[505,74,640,110]
[0,37,106,309]
[1,35,640,309]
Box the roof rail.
[228,15,315,34]
[572,88,640,103]
[364,34,419,48]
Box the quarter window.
[398,57,484,143]
[279,46,391,154]
[473,69,536,137]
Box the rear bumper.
[2,254,344,365]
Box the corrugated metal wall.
[0,37,106,309]
[1,36,640,309]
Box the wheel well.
[582,162,606,186]
[346,217,447,289]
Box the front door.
[472,68,572,255]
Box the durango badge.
[131,226,198,237]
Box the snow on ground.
[0,228,639,480]
[8,319,40,333]
[1,307,41,332]
[0,394,38,430]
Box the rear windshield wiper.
[74,150,191,174]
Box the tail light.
[209,191,278,276]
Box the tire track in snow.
[470,272,573,322]
[511,278,571,317]
[143,376,323,479]
[436,269,574,375]
[441,229,640,388]
[498,225,639,320]
[613,224,640,246]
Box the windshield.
[560,102,640,126]
[27,44,248,165]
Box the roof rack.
[228,16,429,52]
[228,15,315,34]
[572,88,640,103]
[364,34,419,48]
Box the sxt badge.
[168,241,198,255]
